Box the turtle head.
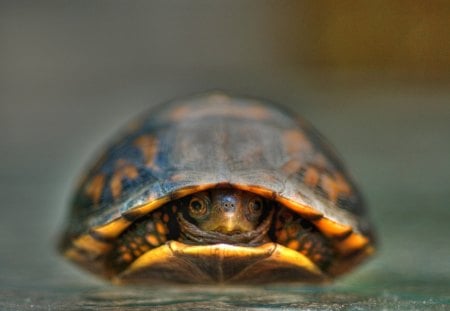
[186,189,264,234]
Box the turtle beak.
[223,213,242,234]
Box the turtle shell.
[60,91,375,284]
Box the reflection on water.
[60,282,450,309]
[80,286,364,309]
[2,273,449,310]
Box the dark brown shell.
[60,91,375,279]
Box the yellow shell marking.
[282,129,313,155]
[85,174,106,205]
[133,135,159,170]
[304,167,320,187]
[145,234,160,246]
[320,173,352,203]
[110,160,139,200]
[280,159,303,175]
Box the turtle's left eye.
[188,195,209,218]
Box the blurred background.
[1,1,449,309]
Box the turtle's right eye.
[188,195,209,218]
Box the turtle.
[59,91,375,284]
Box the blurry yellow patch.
[335,232,370,255]
[304,167,320,187]
[145,234,159,246]
[133,135,159,170]
[287,239,300,250]
[72,235,112,255]
[110,160,140,200]
[320,173,352,203]
[91,217,131,239]
[313,217,353,239]
[282,129,312,155]
[155,222,167,235]
[280,159,303,175]
[121,252,133,263]
[85,174,106,204]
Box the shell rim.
[63,182,374,277]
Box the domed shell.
[60,91,375,281]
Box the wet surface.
[1,275,449,310]
[1,85,449,310]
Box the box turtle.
[59,91,375,284]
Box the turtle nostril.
[223,202,235,212]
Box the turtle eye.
[248,197,264,215]
[188,196,209,218]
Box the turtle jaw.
[114,241,328,284]
[176,209,274,246]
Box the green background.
[1,2,449,309]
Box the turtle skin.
[59,91,375,284]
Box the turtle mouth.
[177,209,274,246]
